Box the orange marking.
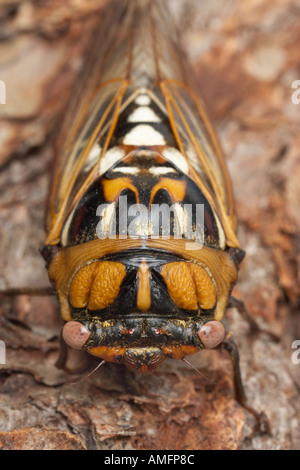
[88,345,126,363]
[161,262,198,310]
[69,261,126,310]
[162,344,199,359]
[69,263,97,308]
[153,151,167,164]
[161,261,216,311]
[149,178,186,205]
[102,177,139,203]
[137,260,151,312]
[189,263,216,310]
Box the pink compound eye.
[62,321,90,350]
[198,321,225,349]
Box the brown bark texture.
[0,0,299,451]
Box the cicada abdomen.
[43,0,254,404]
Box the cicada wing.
[159,79,238,247]
[46,1,137,244]
[46,0,165,244]
[46,78,129,245]
[46,0,238,248]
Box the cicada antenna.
[68,360,106,384]
[182,357,216,385]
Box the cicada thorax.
[44,0,242,374]
[47,149,238,373]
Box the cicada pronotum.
[33,0,276,431]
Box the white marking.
[127,106,161,123]
[162,147,189,174]
[111,166,140,175]
[84,143,101,172]
[135,94,151,106]
[123,124,166,146]
[99,146,126,175]
[148,166,175,175]
[186,146,202,174]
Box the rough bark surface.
[0,0,299,450]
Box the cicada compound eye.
[198,321,225,349]
[62,321,90,350]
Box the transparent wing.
[46,0,237,247]
[159,79,238,246]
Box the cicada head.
[48,241,236,374]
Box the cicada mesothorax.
[42,0,268,428]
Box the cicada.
[41,0,270,429]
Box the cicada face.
[52,243,231,373]
[43,0,243,374]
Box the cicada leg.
[222,333,271,435]
[56,333,93,376]
[0,286,94,377]
[228,296,280,342]
[0,286,87,375]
